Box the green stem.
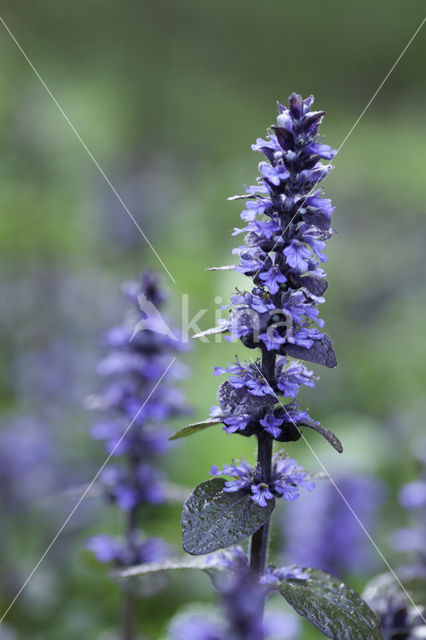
[122,501,138,640]
[122,586,135,640]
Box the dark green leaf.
[283,334,337,368]
[182,478,274,555]
[169,418,222,441]
[278,568,383,640]
[300,418,343,453]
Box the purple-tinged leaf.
[288,272,328,296]
[182,478,274,555]
[271,125,295,151]
[218,381,275,416]
[300,418,343,453]
[299,275,329,296]
[283,334,337,368]
[303,209,331,231]
[303,111,326,131]
[278,568,383,639]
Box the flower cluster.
[364,574,426,640]
[210,546,309,583]
[0,416,60,509]
[391,442,426,564]
[281,474,385,576]
[168,608,226,640]
[210,453,314,507]
[364,443,426,639]
[210,93,337,444]
[373,591,426,640]
[176,95,373,640]
[87,533,170,567]
[167,563,300,640]
[87,272,189,567]
[211,358,316,438]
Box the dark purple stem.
[249,433,273,574]
[249,348,276,635]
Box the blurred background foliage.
[0,0,425,638]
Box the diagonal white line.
[0,15,176,284]
[0,357,176,623]
[337,15,426,152]
[251,15,426,281]
[250,358,426,623]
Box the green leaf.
[182,478,274,555]
[113,556,218,579]
[278,568,383,640]
[169,418,222,441]
[205,265,236,271]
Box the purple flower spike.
[87,272,190,569]
[209,95,337,453]
[188,95,342,638]
[399,480,426,510]
[282,475,385,576]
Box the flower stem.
[249,348,276,636]
[122,587,135,640]
[249,433,273,573]
[122,504,138,640]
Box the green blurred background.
[0,1,425,638]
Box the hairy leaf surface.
[284,334,337,368]
[182,478,274,555]
[278,568,383,639]
[300,418,343,453]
